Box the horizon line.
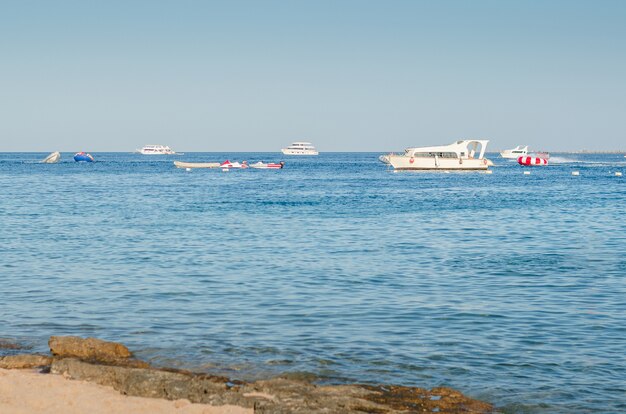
[2,150,625,154]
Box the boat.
[136,145,176,155]
[220,160,248,169]
[250,161,285,169]
[518,156,548,166]
[500,145,528,159]
[174,161,220,169]
[41,151,61,164]
[380,140,493,171]
[73,152,94,162]
[281,142,318,155]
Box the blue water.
[1,152,625,413]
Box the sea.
[1,152,625,413]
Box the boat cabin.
[404,140,488,160]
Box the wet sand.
[0,368,252,414]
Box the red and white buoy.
[517,156,548,166]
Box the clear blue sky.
[1,0,625,152]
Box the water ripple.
[0,152,625,413]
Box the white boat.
[500,145,528,159]
[380,140,493,171]
[136,145,176,155]
[174,161,220,169]
[41,151,61,164]
[250,161,285,169]
[281,142,318,155]
[220,160,248,169]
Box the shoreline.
[0,368,251,414]
[1,336,494,413]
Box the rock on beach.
[0,354,52,369]
[0,338,25,350]
[48,336,132,361]
[0,336,495,413]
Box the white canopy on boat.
[405,140,489,159]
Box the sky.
[1,0,625,152]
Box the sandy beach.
[0,368,252,414]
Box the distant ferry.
[500,145,528,159]
[136,145,176,155]
[281,142,318,155]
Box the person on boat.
[241,160,249,169]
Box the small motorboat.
[41,151,61,164]
[74,152,94,162]
[250,161,285,169]
[517,156,548,166]
[220,160,248,169]
[174,161,220,169]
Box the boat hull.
[174,161,220,169]
[387,156,491,170]
[138,151,176,155]
[41,152,61,164]
[250,162,284,169]
[500,152,527,159]
[281,149,318,155]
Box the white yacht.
[379,140,493,171]
[137,145,176,155]
[40,151,61,164]
[281,142,318,155]
[500,145,528,159]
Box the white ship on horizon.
[136,145,176,155]
[281,142,319,155]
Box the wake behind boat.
[380,140,493,171]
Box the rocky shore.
[1,336,494,413]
